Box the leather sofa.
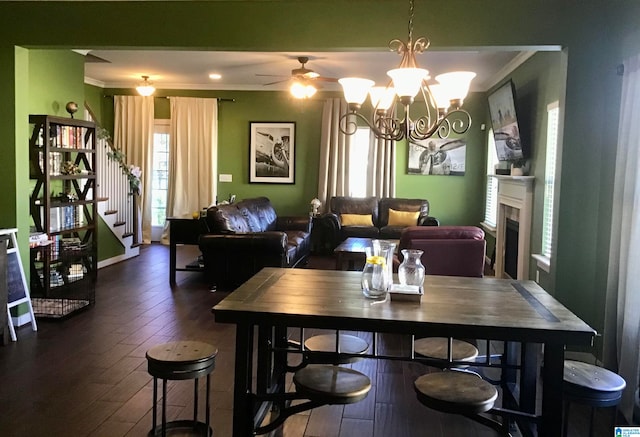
[321,196,438,249]
[398,226,486,277]
[198,197,311,291]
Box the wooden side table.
[167,216,208,285]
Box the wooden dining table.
[213,268,596,437]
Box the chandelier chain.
[408,0,414,45]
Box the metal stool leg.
[152,376,158,433]
[206,373,211,435]
[193,377,199,427]
[588,407,595,437]
[162,378,167,437]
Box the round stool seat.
[414,337,479,362]
[147,341,217,379]
[146,341,217,437]
[563,360,626,407]
[294,365,371,404]
[304,334,369,364]
[414,371,498,415]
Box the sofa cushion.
[388,209,420,226]
[378,198,429,227]
[331,196,379,224]
[207,203,251,233]
[237,196,277,232]
[340,213,374,226]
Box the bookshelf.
[28,115,97,318]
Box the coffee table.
[333,237,398,270]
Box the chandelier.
[338,0,476,142]
[136,75,156,96]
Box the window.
[483,129,499,228]
[348,127,370,197]
[151,121,169,233]
[542,102,560,259]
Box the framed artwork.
[407,138,466,176]
[249,122,295,184]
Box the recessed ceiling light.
[209,73,222,80]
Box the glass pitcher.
[372,239,396,284]
[398,249,425,287]
[361,245,392,299]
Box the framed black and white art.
[249,122,295,184]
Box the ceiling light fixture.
[290,81,317,99]
[136,75,156,96]
[338,0,476,142]
[209,73,222,80]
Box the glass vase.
[398,249,425,287]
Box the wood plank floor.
[0,244,619,436]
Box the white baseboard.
[98,252,138,269]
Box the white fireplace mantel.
[491,175,535,279]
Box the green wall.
[98,87,486,220]
[396,94,486,225]
[1,0,640,352]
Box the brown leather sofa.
[398,226,486,277]
[321,196,438,249]
[198,197,311,291]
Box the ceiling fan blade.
[256,73,289,78]
[314,76,339,83]
[263,79,290,86]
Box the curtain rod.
[161,97,236,103]
[104,95,236,103]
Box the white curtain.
[317,98,352,210]
[603,53,640,424]
[164,97,218,238]
[113,95,154,244]
[366,130,396,198]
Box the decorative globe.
[65,101,78,117]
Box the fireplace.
[493,176,534,280]
[505,219,519,279]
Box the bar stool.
[255,365,371,435]
[414,337,479,363]
[563,360,626,437]
[303,333,369,364]
[414,370,511,436]
[146,341,217,437]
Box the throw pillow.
[341,213,374,226]
[388,209,420,226]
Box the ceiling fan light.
[339,77,375,105]
[290,82,316,99]
[369,86,396,112]
[136,75,155,96]
[387,67,428,98]
[435,71,476,103]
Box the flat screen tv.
[488,80,528,161]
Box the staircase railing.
[85,103,140,248]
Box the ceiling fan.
[257,56,338,86]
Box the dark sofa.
[321,196,438,248]
[199,197,311,291]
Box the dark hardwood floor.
[0,244,618,436]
